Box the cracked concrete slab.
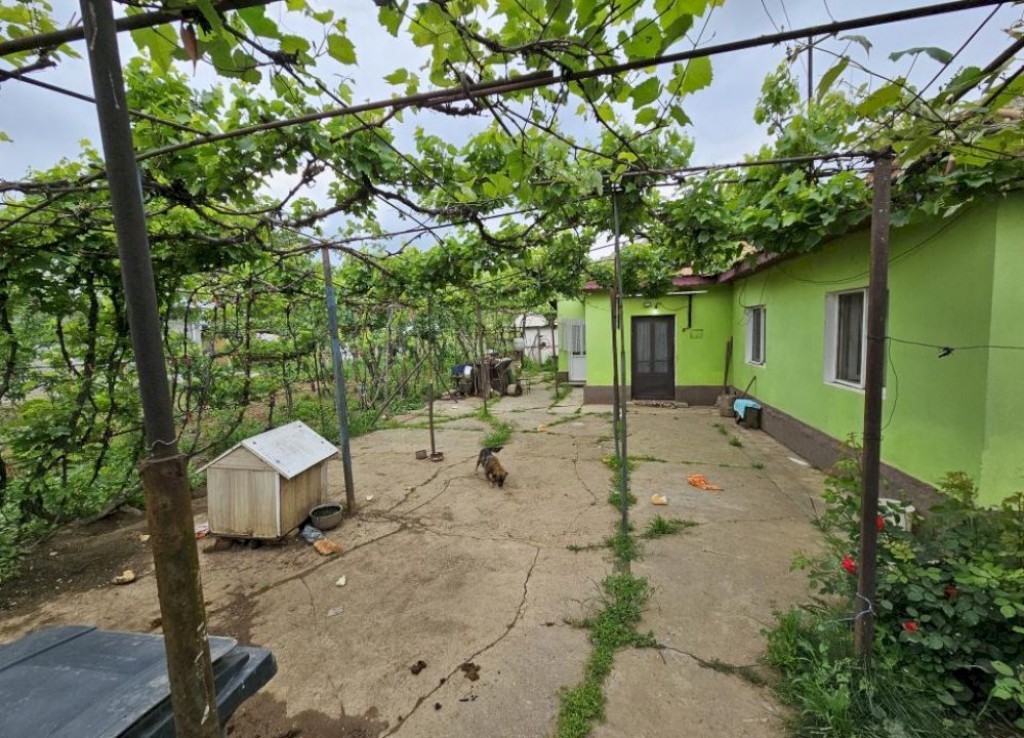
[0,384,826,738]
[592,648,784,738]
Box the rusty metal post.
[854,151,893,661]
[77,0,220,734]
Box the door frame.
[630,315,675,400]
[563,319,587,382]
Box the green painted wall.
[556,298,585,373]
[582,286,733,387]
[980,194,1024,504]
[731,201,1001,497]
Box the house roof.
[583,274,717,291]
[198,421,338,479]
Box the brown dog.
[476,446,508,488]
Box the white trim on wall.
[744,305,766,366]
[824,289,868,389]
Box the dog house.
[198,421,338,539]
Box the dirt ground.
[0,384,826,737]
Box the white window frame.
[824,289,867,389]
[745,306,766,366]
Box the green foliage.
[782,462,1024,734]
[765,605,963,738]
[728,435,743,448]
[587,243,677,297]
[641,516,697,539]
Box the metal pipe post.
[610,287,621,460]
[78,0,219,734]
[611,186,630,540]
[854,152,894,660]
[320,246,356,513]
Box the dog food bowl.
[415,449,428,460]
[430,452,445,462]
[309,503,344,531]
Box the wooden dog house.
[198,421,338,539]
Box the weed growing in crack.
[752,461,765,470]
[698,657,769,687]
[476,407,513,447]
[483,422,512,448]
[551,384,572,404]
[714,422,728,435]
[602,454,636,473]
[641,516,697,539]
[544,414,579,429]
[606,487,636,508]
[555,572,656,738]
[566,542,605,553]
[631,453,666,463]
[557,454,656,738]
[605,531,641,562]
[729,436,743,447]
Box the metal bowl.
[309,503,344,531]
[430,452,445,462]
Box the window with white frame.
[825,290,866,387]
[745,306,765,365]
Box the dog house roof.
[198,421,338,480]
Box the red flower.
[944,584,959,600]
[842,555,857,575]
[876,515,885,531]
[903,620,919,633]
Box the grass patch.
[602,454,636,473]
[632,453,666,463]
[641,516,697,539]
[595,434,612,444]
[765,606,965,738]
[476,406,513,448]
[606,487,636,508]
[728,435,743,447]
[752,461,765,469]
[605,530,642,562]
[482,420,513,448]
[713,422,728,435]
[555,572,656,738]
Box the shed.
[198,421,338,539]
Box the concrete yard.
[0,385,826,737]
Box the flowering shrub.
[796,462,1024,731]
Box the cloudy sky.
[1,0,1021,235]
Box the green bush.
[785,463,1024,733]
[765,605,963,738]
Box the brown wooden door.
[631,316,674,400]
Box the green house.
[558,193,1024,506]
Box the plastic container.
[309,502,344,531]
